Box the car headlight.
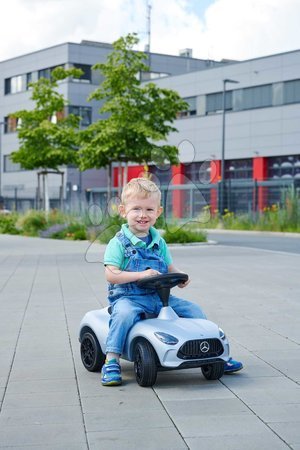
[154,332,179,345]
[219,328,226,340]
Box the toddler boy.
[102,178,243,385]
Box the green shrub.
[51,222,87,240]
[163,226,207,244]
[16,210,47,236]
[0,213,20,234]
[47,209,69,226]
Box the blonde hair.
[121,178,161,205]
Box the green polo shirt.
[104,224,173,270]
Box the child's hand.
[139,269,161,279]
[178,278,190,288]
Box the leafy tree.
[11,66,82,212]
[79,33,188,200]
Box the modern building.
[111,48,300,217]
[0,40,223,211]
[1,41,300,216]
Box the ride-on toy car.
[79,273,230,387]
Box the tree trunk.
[44,172,50,215]
[60,171,64,212]
[37,173,41,210]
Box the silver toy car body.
[79,273,230,386]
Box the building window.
[272,82,284,106]
[242,84,272,110]
[4,155,23,172]
[140,71,170,81]
[177,97,197,118]
[184,161,213,184]
[206,91,232,114]
[268,155,300,179]
[38,66,54,80]
[38,65,66,80]
[149,164,172,185]
[11,75,24,93]
[4,73,34,94]
[68,105,92,126]
[72,64,92,83]
[283,79,300,104]
[4,75,25,94]
[4,116,22,133]
[26,72,32,89]
[4,78,11,95]
[4,116,18,133]
[206,83,276,115]
[225,159,253,179]
[184,162,202,183]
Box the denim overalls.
[105,231,206,355]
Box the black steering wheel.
[136,272,188,290]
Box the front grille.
[177,339,224,360]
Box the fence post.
[60,172,64,212]
[253,178,258,212]
[14,187,18,211]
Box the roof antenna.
[145,0,152,68]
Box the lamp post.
[0,121,4,201]
[219,78,239,217]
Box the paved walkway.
[0,234,300,449]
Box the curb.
[204,229,300,238]
[167,240,217,247]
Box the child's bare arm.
[105,265,160,284]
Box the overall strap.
[116,231,135,257]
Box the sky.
[1,0,300,63]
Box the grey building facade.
[150,49,300,214]
[0,40,223,211]
[1,40,300,215]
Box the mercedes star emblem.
[200,341,210,353]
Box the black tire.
[134,341,158,387]
[201,361,224,380]
[80,330,105,372]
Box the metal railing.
[1,178,299,217]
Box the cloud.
[201,0,300,60]
[0,0,300,63]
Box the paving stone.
[164,398,249,417]
[221,376,300,405]
[9,357,75,382]
[5,378,78,395]
[0,405,83,427]
[186,433,290,450]
[269,422,300,446]
[0,423,87,448]
[87,427,187,450]
[153,379,235,402]
[81,389,161,413]
[251,403,300,423]
[2,391,80,409]
[84,407,174,432]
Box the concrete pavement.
[0,234,300,449]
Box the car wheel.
[134,341,158,387]
[201,361,224,380]
[81,330,105,372]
